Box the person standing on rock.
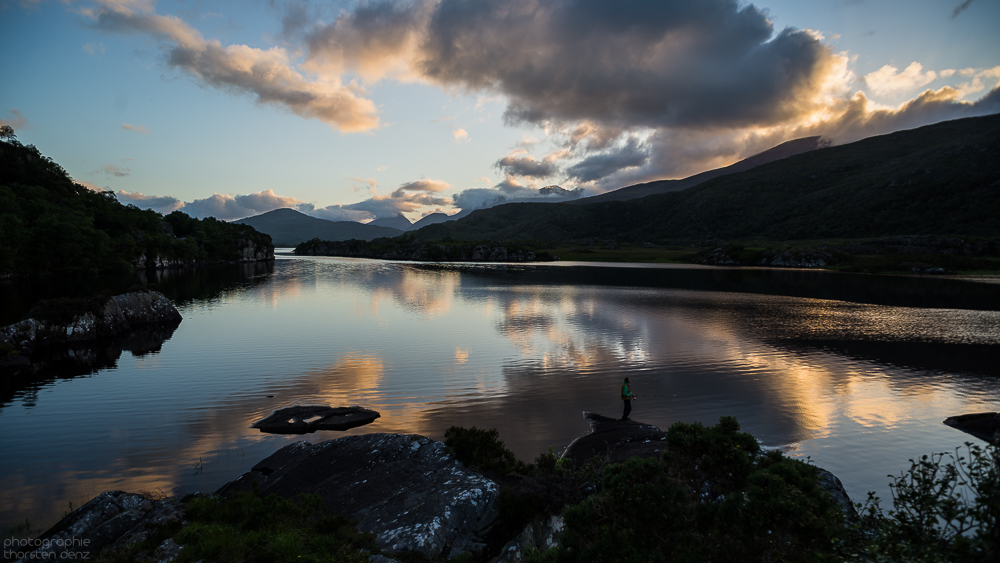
[621,377,635,420]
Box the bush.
[532,417,847,563]
[854,442,999,562]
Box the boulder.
[490,515,565,563]
[251,404,380,434]
[944,412,1000,443]
[562,412,667,466]
[0,289,181,360]
[217,434,499,559]
[10,491,185,562]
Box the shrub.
[854,442,999,562]
[531,417,848,563]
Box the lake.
[2,254,999,531]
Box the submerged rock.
[217,433,499,559]
[251,404,381,434]
[944,412,1000,443]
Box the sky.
[2,0,998,223]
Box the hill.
[369,213,414,231]
[578,136,825,204]
[233,208,403,245]
[413,114,1000,242]
[0,137,272,277]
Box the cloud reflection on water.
[2,258,999,532]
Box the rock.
[217,434,499,559]
[490,515,565,563]
[0,289,182,364]
[943,412,1000,443]
[757,249,835,268]
[251,404,381,434]
[816,467,858,521]
[561,412,666,467]
[12,491,185,562]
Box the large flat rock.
[251,404,380,434]
[218,433,499,559]
[562,412,666,466]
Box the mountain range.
[412,113,1000,242]
[233,208,403,246]
[576,136,826,204]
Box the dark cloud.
[952,0,977,18]
[495,154,558,178]
[565,137,650,182]
[96,164,130,177]
[414,0,838,130]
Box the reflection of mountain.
[776,340,1000,379]
[1,323,180,407]
[444,263,1000,311]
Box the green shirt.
[621,381,632,400]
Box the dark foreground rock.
[0,289,182,372]
[251,404,380,433]
[944,412,1000,443]
[562,412,667,466]
[218,434,499,559]
[10,491,184,563]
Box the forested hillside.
[0,134,272,277]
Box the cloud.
[952,0,977,18]
[121,123,149,134]
[82,41,106,55]
[74,179,108,193]
[864,62,937,97]
[452,128,469,142]
[495,153,558,179]
[412,0,843,131]
[452,182,584,211]
[0,109,29,131]
[565,137,650,183]
[96,163,130,177]
[86,0,380,132]
[180,193,254,219]
[393,179,451,193]
[115,190,184,213]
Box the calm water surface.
[1,255,999,530]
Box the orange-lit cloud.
[864,62,938,97]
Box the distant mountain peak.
[369,214,414,231]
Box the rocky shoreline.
[0,288,182,375]
[295,237,557,262]
[9,412,858,563]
